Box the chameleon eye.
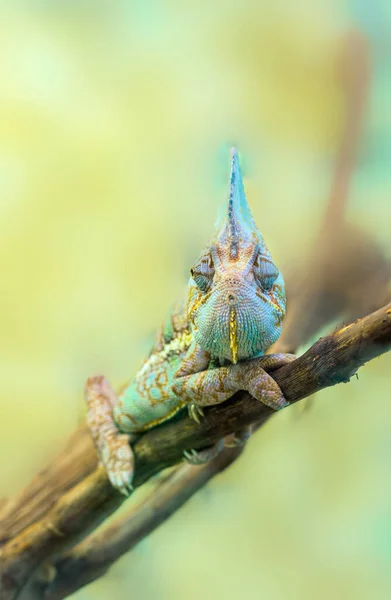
[253,253,279,291]
[190,254,215,293]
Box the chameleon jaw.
[229,307,238,364]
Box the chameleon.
[85,147,294,495]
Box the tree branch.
[2,302,391,599]
[33,447,243,600]
[0,428,98,546]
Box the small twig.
[2,302,391,600]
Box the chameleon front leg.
[174,340,210,423]
[185,354,295,450]
[174,340,227,464]
[85,375,136,496]
[172,353,296,411]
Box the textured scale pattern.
[85,148,294,495]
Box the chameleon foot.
[224,425,252,448]
[101,432,135,496]
[85,375,135,496]
[188,402,204,423]
[183,439,224,465]
[242,354,296,411]
[173,353,296,413]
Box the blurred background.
[1,1,391,599]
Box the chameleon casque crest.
[85,148,294,495]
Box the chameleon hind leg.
[183,425,252,463]
[224,425,253,448]
[184,439,225,465]
[172,353,296,411]
[85,375,136,496]
[184,425,255,462]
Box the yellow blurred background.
[1,1,391,599]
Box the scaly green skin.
[85,148,294,495]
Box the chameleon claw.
[183,439,224,465]
[119,481,134,497]
[183,449,198,462]
[188,402,204,423]
[184,448,210,465]
[108,470,134,497]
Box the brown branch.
[0,428,98,546]
[2,302,391,599]
[32,448,243,600]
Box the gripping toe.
[183,439,224,465]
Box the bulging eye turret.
[190,253,215,293]
[253,251,279,291]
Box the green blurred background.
[1,1,391,599]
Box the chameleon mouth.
[229,307,238,364]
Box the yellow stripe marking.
[230,307,238,364]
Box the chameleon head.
[187,147,286,363]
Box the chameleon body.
[85,148,294,495]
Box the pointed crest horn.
[213,147,260,259]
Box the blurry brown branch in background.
[1,29,391,600]
[275,30,391,354]
[1,303,391,600]
[325,30,370,225]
